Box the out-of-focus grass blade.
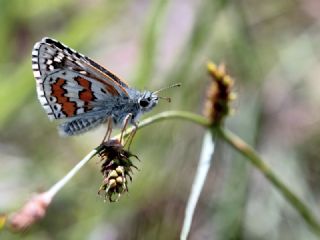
[134,0,170,88]
[0,214,6,230]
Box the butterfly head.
[137,83,181,112]
[138,91,159,112]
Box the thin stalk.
[134,0,170,87]
[46,149,98,199]
[180,130,216,240]
[217,126,320,236]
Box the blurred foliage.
[1,0,320,239]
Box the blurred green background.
[1,0,320,239]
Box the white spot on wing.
[42,104,53,113]
[33,42,40,50]
[36,88,45,96]
[53,104,62,111]
[76,108,84,114]
[33,71,41,78]
[38,96,48,105]
[54,57,62,62]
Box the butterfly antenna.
[153,83,181,94]
[159,96,171,103]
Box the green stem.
[134,110,210,130]
[46,149,98,199]
[217,126,320,236]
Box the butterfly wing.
[59,116,109,136]
[32,37,129,120]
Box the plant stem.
[217,126,320,236]
[46,149,98,199]
[134,110,210,130]
[180,130,216,240]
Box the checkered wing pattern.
[32,37,129,120]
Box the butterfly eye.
[139,99,149,108]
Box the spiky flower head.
[97,139,139,202]
[203,62,236,125]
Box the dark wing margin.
[43,38,129,87]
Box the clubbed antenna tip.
[159,96,171,102]
[154,83,180,103]
[153,83,181,94]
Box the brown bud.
[8,192,52,231]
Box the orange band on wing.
[51,78,77,117]
[75,76,119,99]
[74,77,95,102]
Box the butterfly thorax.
[109,89,158,126]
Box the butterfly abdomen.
[59,117,107,136]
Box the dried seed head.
[97,139,139,202]
[203,62,236,125]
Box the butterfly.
[32,37,179,137]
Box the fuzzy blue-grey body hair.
[59,89,158,136]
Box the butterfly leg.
[119,113,133,145]
[124,121,138,151]
[101,117,113,143]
